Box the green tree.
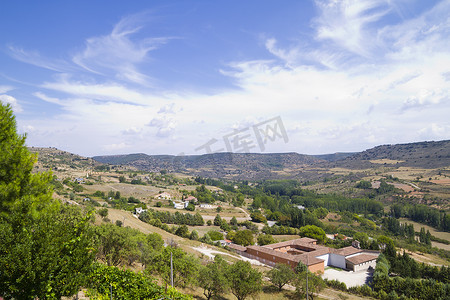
[267,263,296,291]
[149,246,199,288]
[232,230,254,246]
[198,255,228,300]
[207,230,224,241]
[227,260,262,300]
[257,234,276,246]
[299,225,326,243]
[313,207,328,219]
[250,211,267,223]
[230,216,238,226]
[94,224,139,266]
[0,205,96,299]
[175,225,190,238]
[87,263,190,300]
[97,207,109,219]
[0,103,96,299]
[353,232,369,249]
[190,230,199,240]
[295,269,325,299]
[214,214,222,226]
[147,232,164,252]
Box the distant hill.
[93,152,323,179]
[312,152,356,162]
[34,139,447,180]
[331,140,450,169]
[29,147,101,171]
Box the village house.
[134,207,146,215]
[184,195,198,202]
[228,237,379,273]
[172,200,189,209]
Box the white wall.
[352,260,377,272]
[329,253,346,269]
[316,254,330,267]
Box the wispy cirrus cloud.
[313,0,393,58]
[7,46,74,72]
[72,13,173,85]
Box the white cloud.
[72,13,172,85]
[0,85,13,93]
[33,92,62,105]
[158,103,177,114]
[0,94,23,112]
[147,115,177,137]
[8,2,450,156]
[102,142,129,152]
[313,0,392,57]
[8,46,73,72]
[41,75,158,105]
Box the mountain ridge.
[92,140,450,179]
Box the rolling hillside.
[93,152,323,179]
[331,140,450,169]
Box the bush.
[207,230,224,241]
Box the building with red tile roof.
[227,237,379,273]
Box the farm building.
[228,237,379,274]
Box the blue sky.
[0,0,449,156]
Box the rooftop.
[346,254,378,265]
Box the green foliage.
[294,269,326,299]
[227,260,262,300]
[139,209,204,226]
[0,204,96,299]
[355,180,372,189]
[73,183,84,192]
[230,216,238,226]
[377,180,396,194]
[313,207,329,219]
[147,233,164,252]
[86,263,190,300]
[149,246,199,288]
[198,255,229,300]
[295,261,307,274]
[97,208,109,218]
[232,230,254,246]
[0,103,97,299]
[127,196,140,204]
[299,225,327,243]
[418,227,431,246]
[0,103,52,213]
[175,225,190,238]
[353,232,369,248]
[250,211,267,223]
[214,214,222,226]
[257,234,276,246]
[267,263,296,291]
[94,224,143,266]
[207,230,224,241]
[185,202,195,211]
[93,190,105,198]
[189,230,199,241]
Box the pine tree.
[0,103,96,299]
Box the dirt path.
[192,245,265,266]
[236,207,251,219]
